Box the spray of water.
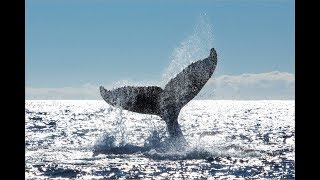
[113,107,127,146]
[93,105,128,151]
[95,14,218,155]
[111,80,158,89]
[107,13,214,89]
[161,13,214,86]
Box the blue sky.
[26,0,294,99]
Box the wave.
[92,131,262,160]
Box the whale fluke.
[100,86,163,115]
[100,48,217,141]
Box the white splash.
[25,100,295,179]
[161,14,214,86]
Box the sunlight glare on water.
[25,14,294,179]
[25,100,294,179]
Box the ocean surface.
[25,100,295,179]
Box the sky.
[26,0,295,100]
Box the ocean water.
[25,100,295,179]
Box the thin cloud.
[197,71,294,100]
[26,71,294,100]
[26,84,102,100]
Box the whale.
[99,48,217,143]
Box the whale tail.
[100,48,217,138]
[99,86,163,116]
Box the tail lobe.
[100,48,217,139]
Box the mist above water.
[109,14,215,89]
[161,14,214,87]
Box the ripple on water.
[25,100,295,179]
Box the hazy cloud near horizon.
[196,71,294,100]
[26,71,294,100]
